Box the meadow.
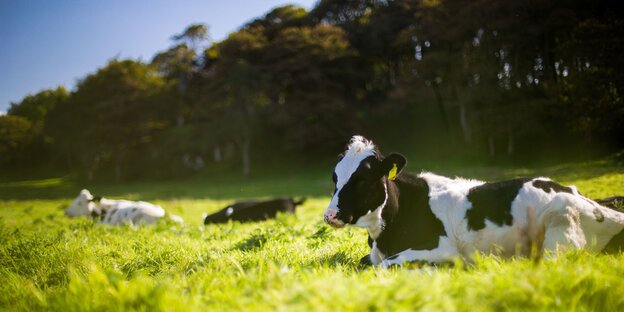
[1,158,624,311]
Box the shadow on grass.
[232,231,271,252]
[308,251,358,268]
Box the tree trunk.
[87,155,100,182]
[239,138,251,178]
[507,134,514,156]
[87,171,94,182]
[114,154,122,182]
[66,151,74,172]
[214,146,222,162]
[452,85,472,144]
[459,102,471,144]
[431,83,450,132]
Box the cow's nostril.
[324,211,338,224]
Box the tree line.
[1,0,622,181]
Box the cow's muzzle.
[324,209,347,228]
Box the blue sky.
[0,0,317,113]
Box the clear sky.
[0,0,317,113]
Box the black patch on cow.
[532,180,573,194]
[593,209,605,222]
[105,208,117,222]
[603,227,624,253]
[91,209,107,221]
[131,212,144,224]
[466,178,531,231]
[89,196,102,203]
[374,175,447,257]
[359,254,373,266]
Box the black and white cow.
[65,189,183,225]
[204,197,306,224]
[324,136,624,268]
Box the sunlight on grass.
[0,177,66,188]
[1,162,624,311]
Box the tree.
[201,28,270,177]
[46,59,168,180]
[172,23,210,52]
[8,86,69,125]
[6,87,70,164]
[0,115,34,164]
[154,24,211,127]
[263,24,358,152]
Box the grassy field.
[1,159,624,311]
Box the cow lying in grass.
[204,197,306,224]
[324,135,624,268]
[65,189,183,225]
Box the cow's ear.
[90,196,102,203]
[379,153,407,180]
[337,152,345,162]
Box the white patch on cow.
[326,135,377,213]
[380,236,458,267]
[370,241,385,265]
[418,172,483,251]
[355,183,387,240]
[225,207,234,216]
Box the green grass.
[1,160,624,311]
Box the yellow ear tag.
[388,163,398,181]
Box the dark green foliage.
[2,1,623,180]
[0,115,34,163]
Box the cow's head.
[65,189,96,217]
[324,136,406,228]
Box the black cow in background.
[204,197,306,224]
[595,196,624,211]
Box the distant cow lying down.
[324,135,624,268]
[595,196,624,210]
[65,189,183,225]
[204,197,306,224]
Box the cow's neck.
[89,200,109,220]
[380,179,400,230]
[90,204,105,220]
[356,180,399,240]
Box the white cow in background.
[65,189,183,225]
